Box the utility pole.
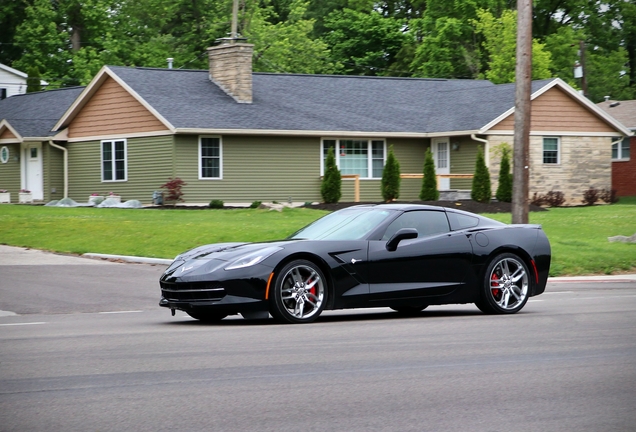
[512,0,532,224]
[231,0,239,40]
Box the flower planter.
[0,192,10,203]
[88,195,104,205]
[106,195,121,203]
[19,192,33,203]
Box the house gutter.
[471,134,489,166]
[48,139,68,198]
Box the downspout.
[471,134,489,166]
[48,139,68,198]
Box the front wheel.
[270,259,327,324]
[476,253,530,314]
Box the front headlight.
[224,247,282,270]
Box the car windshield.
[289,207,396,240]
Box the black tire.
[186,310,228,322]
[269,259,327,324]
[390,305,428,315]
[476,252,530,314]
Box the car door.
[367,210,473,300]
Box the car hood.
[162,241,290,279]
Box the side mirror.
[386,228,418,251]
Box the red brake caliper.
[491,273,500,297]
[307,276,316,298]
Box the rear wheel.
[270,259,326,324]
[186,310,228,322]
[476,253,530,314]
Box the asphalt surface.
[1,245,635,431]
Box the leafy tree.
[474,9,552,84]
[495,145,512,203]
[471,147,491,203]
[419,148,439,201]
[26,66,42,93]
[381,145,401,201]
[244,0,335,73]
[321,147,341,203]
[322,8,406,75]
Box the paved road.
[1,246,635,431]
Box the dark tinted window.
[382,210,450,240]
[446,211,480,230]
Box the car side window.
[382,210,450,240]
[446,211,480,230]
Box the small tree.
[321,147,341,203]
[495,147,513,202]
[419,148,439,201]
[26,66,42,93]
[161,177,187,207]
[471,147,491,203]
[381,145,401,201]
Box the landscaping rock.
[608,233,636,243]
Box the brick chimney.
[207,43,254,104]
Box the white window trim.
[320,138,386,179]
[611,138,630,161]
[198,135,223,180]
[101,139,128,182]
[542,136,560,165]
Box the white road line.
[98,310,144,314]
[0,322,47,326]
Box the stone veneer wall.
[207,43,253,104]
[487,134,612,205]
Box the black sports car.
[159,204,551,324]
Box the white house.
[0,63,48,100]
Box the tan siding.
[67,135,175,203]
[0,127,18,140]
[69,77,169,138]
[490,87,616,133]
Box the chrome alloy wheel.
[280,264,325,320]
[489,256,529,310]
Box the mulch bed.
[305,200,547,214]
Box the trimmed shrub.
[321,146,341,203]
[381,145,401,201]
[495,147,512,203]
[209,199,224,209]
[419,148,439,201]
[582,187,599,206]
[471,147,491,203]
[599,189,618,204]
[532,191,565,207]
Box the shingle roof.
[109,66,557,134]
[0,87,84,137]
[596,100,636,130]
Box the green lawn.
[0,199,634,276]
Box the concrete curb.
[82,253,173,266]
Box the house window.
[101,139,127,181]
[322,139,386,179]
[612,137,630,160]
[542,137,559,164]
[199,136,222,179]
[0,88,6,100]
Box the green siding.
[43,143,65,202]
[67,135,174,204]
[0,144,21,203]
[175,135,323,202]
[450,139,481,190]
[390,138,430,201]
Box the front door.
[24,143,43,200]
[432,137,450,190]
